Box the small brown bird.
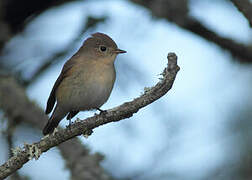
[43,32,126,135]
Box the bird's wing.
[45,58,76,114]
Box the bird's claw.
[96,108,107,115]
[66,119,73,129]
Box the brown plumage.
[43,32,126,135]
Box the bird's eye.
[100,46,107,52]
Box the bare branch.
[182,16,252,63]
[0,52,180,179]
[230,0,252,27]
[130,0,252,63]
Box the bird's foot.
[96,108,107,115]
[51,128,59,136]
[66,119,73,128]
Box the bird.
[43,32,126,135]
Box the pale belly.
[70,80,113,110]
[56,65,115,112]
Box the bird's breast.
[57,63,116,111]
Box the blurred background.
[0,0,252,179]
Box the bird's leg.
[66,119,72,129]
[96,108,107,115]
[66,112,73,128]
[68,118,72,126]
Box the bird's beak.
[114,48,127,54]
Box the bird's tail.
[43,118,59,135]
[43,106,66,135]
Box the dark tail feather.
[43,118,61,135]
[43,105,67,135]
